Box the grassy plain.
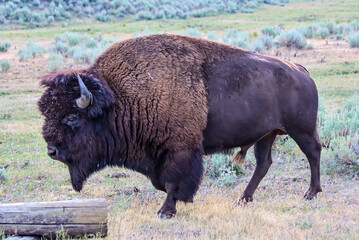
[1,0,359,239]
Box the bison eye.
[62,114,79,128]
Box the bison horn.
[76,74,93,108]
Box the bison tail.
[230,146,251,166]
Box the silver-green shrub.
[18,41,46,61]
[0,60,11,72]
[276,29,307,49]
[222,29,249,48]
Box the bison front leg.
[157,148,204,219]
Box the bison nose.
[47,146,58,160]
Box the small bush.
[180,28,202,37]
[204,154,243,186]
[207,31,219,41]
[316,97,359,176]
[55,32,83,46]
[297,24,315,38]
[48,52,64,71]
[18,41,46,61]
[261,26,281,37]
[69,46,86,63]
[240,8,254,13]
[192,8,216,18]
[137,11,153,21]
[252,34,274,52]
[53,41,69,54]
[306,43,314,50]
[11,7,31,22]
[53,32,109,64]
[325,21,335,34]
[348,32,359,48]
[350,20,359,32]
[222,29,249,48]
[0,169,8,183]
[83,38,97,48]
[95,13,110,22]
[47,15,54,25]
[0,41,11,52]
[276,29,307,49]
[315,27,330,39]
[336,34,345,40]
[252,39,265,53]
[336,23,352,35]
[0,60,11,72]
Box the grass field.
[0,0,359,239]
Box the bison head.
[38,71,115,191]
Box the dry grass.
[108,178,359,239]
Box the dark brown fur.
[38,34,322,218]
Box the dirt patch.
[269,39,359,67]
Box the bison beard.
[38,34,322,219]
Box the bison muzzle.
[38,34,322,218]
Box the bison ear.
[78,74,115,119]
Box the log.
[0,199,107,238]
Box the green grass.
[309,61,359,103]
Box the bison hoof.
[303,186,322,200]
[234,195,253,206]
[303,193,315,200]
[158,213,174,219]
[157,208,176,219]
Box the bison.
[38,34,322,218]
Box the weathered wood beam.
[0,199,107,238]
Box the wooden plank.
[0,198,107,208]
[5,237,40,240]
[0,199,108,237]
[0,207,107,224]
[1,224,107,237]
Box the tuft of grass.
[276,29,307,49]
[348,32,359,48]
[17,41,46,61]
[0,40,11,52]
[0,60,11,72]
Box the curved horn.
[76,74,93,109]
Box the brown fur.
[91,34,245,153]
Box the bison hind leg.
[287,129,322,200]
[157,148,204,218]
[235,131,277,205]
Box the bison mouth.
[68,165,87,192]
